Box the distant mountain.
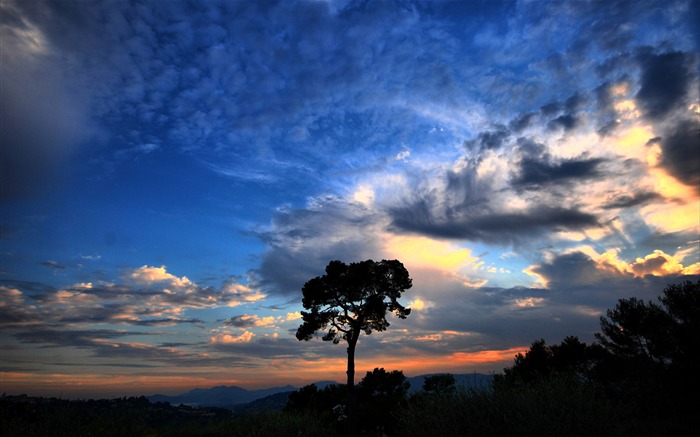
[148,384,296,408]
[406,373,493,393]
[148,374,493,409]
[232,391,294,415]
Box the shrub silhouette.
[422,373,457,395]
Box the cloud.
[39,260,67,270]
[636,51,695,121]
[211,331,255,344]
[527,248,700,293]
[602,191,661,209]
[463,125,510,151]
[511,156,605,189]
[254,196,384,296]
[127,265,193,288]
[0,286,38,329]
[547,114,580,131]
[657,117,700,190]
[1,266,264,331]
[509,112,537,132]
[390,203,599,246]
[223,314,277,329]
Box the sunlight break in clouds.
[384,235,478,272]
[567,246,700,278]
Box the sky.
[1,0,699,399]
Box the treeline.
[2,280,697,436]
[0,395,236,436]
[283,280,700,436]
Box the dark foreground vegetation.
[2,280,698,436]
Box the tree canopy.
[296,259,412,387]
[596,280,699,372]
[498,280,700,423]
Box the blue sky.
[1,0,699,398]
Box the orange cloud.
[222,283,266,306]
[210,331,255,344]
[408,297,430,311]
[575,246,699,278]
[286,312,302,321]
[414,330,473,342]
[352,347,526,376]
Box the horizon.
[2,0,699,400]
[4,370,496,400]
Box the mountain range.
[148,373,493,409]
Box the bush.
[397,375,625,437]
[224,410,338,437]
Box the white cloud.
[128,265,193,288]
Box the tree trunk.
[346,337,357,388]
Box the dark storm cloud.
[593,81,625,136]
[547,114,579,131]
[636,51,695,121]
[463,125,510,151]
[658,117,700,190]
[528,251,700,306]
[13,328,149,348]
[210,336,314,360]
[602,191,661,209]
[530,252,624,289]
[596,120,621,137]
[511,156,605,189]
[131,318,203,327]
[564,92,588,113]
[539,102,562,117]
[378,142,604,245]
[404,256,700,348]
[39,260,67,270]
[509,112,537,132]
[223,315,258,329]
[390,204,599,245]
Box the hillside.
[149,373,493,410]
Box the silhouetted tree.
[595,280,700,411]
[284,383,347,415]
[496,336,602,386]
[596,297,672,366]
[357,368,410,400]
[422,374,456,395]
[596,281,699,370]
[356,368,409,436]
[658,280,700,376]
[296,259,412,388]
